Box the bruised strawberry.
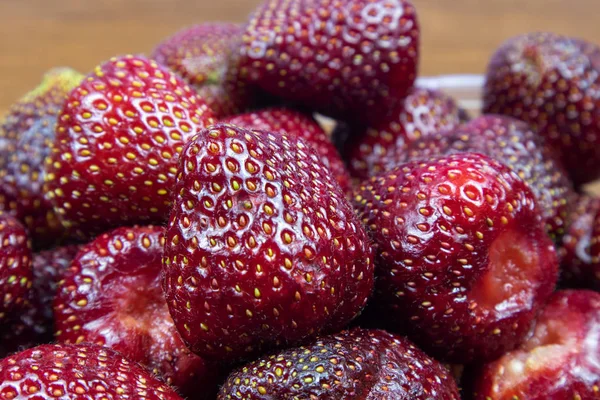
[223,107,351,192]
[0,68,83,248]
[152,23,244,118]
[0,343,183,399]
[218,328,460,400]
[343,87,462,180]
[0,211,33,322]
[388,115,575,240]
[53,226,216,396]
[162,123,374,363]
[473,290,600,400]
[43,55,216,240]
[483,32,600,185]
[235,0,419,125]
[353,153,558,363]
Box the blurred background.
[0,0,597,113]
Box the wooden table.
[0,0,597,113]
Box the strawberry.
[223,107,351,192]
[353,153,558,363]
[559,195,600,290]
[0,343,183,399]
[43,55,216,240]
[53,226,216,396]
[235,0,420,125]
[483,32,600,185]
[152,23,245,118]
[218,328,460,400]
[0,68,83,248]
[342,87,462,180]
[0,211,33,322]
[388,115,575,241]
[473,290,600,400]
[162,123,374,363]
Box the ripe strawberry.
[342,87,462,180]
[0,343,183,399]
[162,123,374,363]
[0,211,33,322]
[0,68,83,248]
[235,0,420,125]
[388,115,575,240]
[353,153,558,363]
[473,290,600,400]
[152,23,245,118]
[559,195,600,290]
[483,32,600,185]
[54,226,215,396]
[218,328,460,400]
[223,107,351,192]
[44,55,216,240]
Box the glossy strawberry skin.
[0,211,33,322]
[483,32,600,185]
[0,343,183,399]
[162,123,374,363]
[353,153,558,363]
[218,328,460,400]
[152,23,244,118]
[44,55,216,240]
[224,107,351,192]
[389,115,575,241]
[0,68,83,248]
[473,290,600,400]
[236,0,419,125]
[343,87,462,180]
[54,225,215,396]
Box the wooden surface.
[0,0,598,113]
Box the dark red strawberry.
[54,226,216,396]
[235,0,419,125]
[342,87,462,180]
[162,123,374,363]
[0,211,33,322]
[353,153,558,363]
[483,32,600,185]
[0,245,80,357]
[43,55,216,240]
[0,68,83,248]
[473,290,600,400]
[223,107,351,192]
[218,328,460,399]
[152,23,244,118]
[559,195,600,290]
[387,115,575,240]
[0,343,183,399]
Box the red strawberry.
[162,123,374,363]
[0,68,83,248]
[152,23,245,118]
[218,328,460,400]
[483,32,600,185]
[353,153,558,363]
[559,195,600,290]
[387,115,575,241]
[53,226,215,396]
[0,245,80,356]
[235,0,420,125]
[0,343,183,399]
[43,55,216,240]
[342,87,462,180]
[223,107,351,192]
[0,211,33,322]
[473,290,600,400]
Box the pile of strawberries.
[1,0,600,399]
